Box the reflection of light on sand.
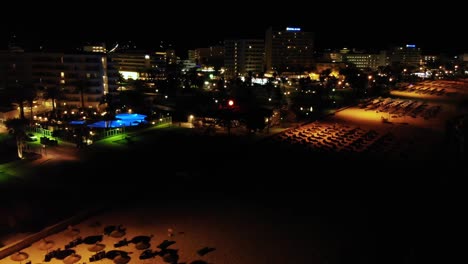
[390,90,462,100]
[334,106,449,132]
[335,108,387,125]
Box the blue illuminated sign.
[286,27,301,31]
[406,44,416,48]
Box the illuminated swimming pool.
[87,113,148,128]
[69,120,86,125]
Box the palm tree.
[75,80,87,110]
[5,118,29,159]
[44,86,63,117]
[99,93,117,128]
[102,112,117,128]
[25,86,37,124]
[7,83,36,120]
[7,84,26,120]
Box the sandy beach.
[0,198,375,264]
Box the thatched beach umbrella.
[104,225,126,238]
[88,243,106,252]
[110,230,126,238]
[113,255,131,264]
[130,235,152,244]
[64,226,80,238]
[135,242,150,250]
[38,239,55,252]
[63,254,81,264]
[106,250,128,260]
[162,252,179,264]
[10,252,29,264]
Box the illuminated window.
[61,72,65,78]
[60,80,65,84]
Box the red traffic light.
[228,100,234,107]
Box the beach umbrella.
[63,254,81,264]
[135,242,150,250]
[106,250,128,260]
[64,226,80,238]
[88,243,106,252]
[110,229,126,238]
[113,255,131,264]
[11,252,29,264]
[130,235,152,244]
[162,252,179,264]
[38,239,55,252]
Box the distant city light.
[201,67,215,72]
[252,77,268,85]
[406,44,416,48]
[286,27,301,31]
[120,71,139,80]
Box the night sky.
[1,3,465,56]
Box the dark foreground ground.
[1,128,465,264]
